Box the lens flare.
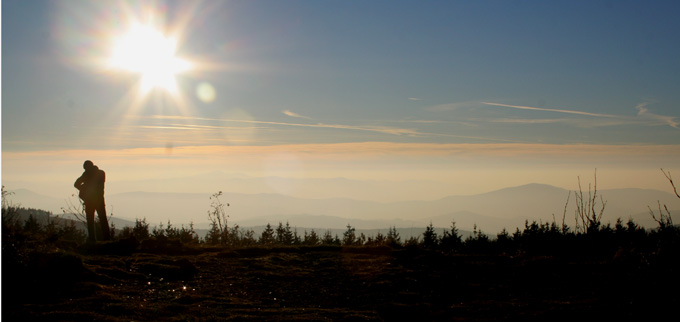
[196,82,217,103]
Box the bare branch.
[573,170,606,234]
[649,200,674,229]
[597,195,607,221]
[562,191,571,233]
[62,194,87,224]
[648,205,659,225]
[661,168,680,199]
[591,169,598,221]
[663,204,673,226]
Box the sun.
[109,23,191,93]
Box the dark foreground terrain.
[4,241,679,322]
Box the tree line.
[3,167,679,259]
[5,205,679,260]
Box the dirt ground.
[3,243,679,321]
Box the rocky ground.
[3,240,679,321]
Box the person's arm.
[74,175,84,190]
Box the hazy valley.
[6,173,679,234]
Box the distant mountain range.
[6,182,678,234]
[108,171,457,203]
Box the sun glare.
[109,23,191,93]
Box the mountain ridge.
[7,182,678,232]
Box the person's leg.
[85,204,96,243]
[96,201,111,241]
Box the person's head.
[83,160,94,170]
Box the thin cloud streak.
[138,124,267,131]
[636,103,679,129]
[482,101,679,129]
[481,102,620,118]
[142,115,524,143]
[138,125,212,131]
[488,118,564,124]
[282,110,312,119]
[427,133,528,143]
[6,142,680,161]
[484,117,637,127]
[386,119,476,126]
[427,101,485,112]
[145,115,425,137]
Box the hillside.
[4,193,680,321]
[4,244,679,321]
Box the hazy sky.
[2,0,680,200]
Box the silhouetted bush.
[440,221,461,252]
[386,226,401,248]
[322,229,341,246]
[342,224,357,246]
[302,229,321,246]
[275,221,299,245]
[117,218,151,241]
[151,220,200,244]
[463,224,491,253]
[403,236,420,247]
[494,228,513,254]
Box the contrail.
[481,102,620,118]
[145,115,424,136]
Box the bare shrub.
[206,191,229,245]
[648,169,677,231]
[1,186,18,224]
[574,170,607,234]
[649,201,673,230]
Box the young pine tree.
[387,226,401,247]
[259,223,276,246]
[440,221,461,251]
[422,222,439,249]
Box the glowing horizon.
[4,142,679,197]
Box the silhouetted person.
[74,160,111,242]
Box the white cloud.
[635,102,679,129]
[635,102,649,115]
[282,110,312,119]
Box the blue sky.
[2,0,680,199]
